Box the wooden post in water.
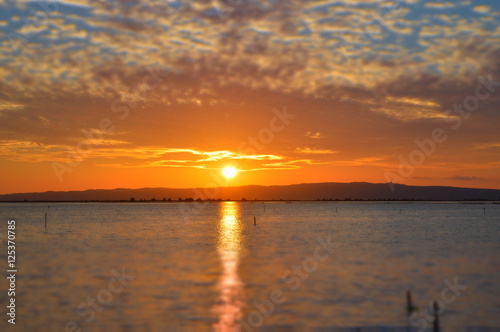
[44,212,47,231]
[254,216,256,226]
[433,300,440,332]
[406,290,413,316]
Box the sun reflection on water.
[213,201,244,331]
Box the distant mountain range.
[1,182,500,201]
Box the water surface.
[0,201,499,331]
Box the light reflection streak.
[213,201,244,331]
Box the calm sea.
[0,202,499,331]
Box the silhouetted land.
[1,182,500,202]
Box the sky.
[0,0,500,194]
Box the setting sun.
[222,167,238,179]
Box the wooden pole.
[433,301,440,332]
[254,216,256,226]
[406,290,413,316]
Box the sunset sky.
[1,0,500,194]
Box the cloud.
[305,132,324,139]
[448,175,486,181]
[0,102,24,118]
[424,2,456,9]
[476,142,500,149]
[0,139,286,170]
[472,5,490,14]
[295,147,337,154]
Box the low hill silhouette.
[1,182,500,201]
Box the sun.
[222,166,238,178]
